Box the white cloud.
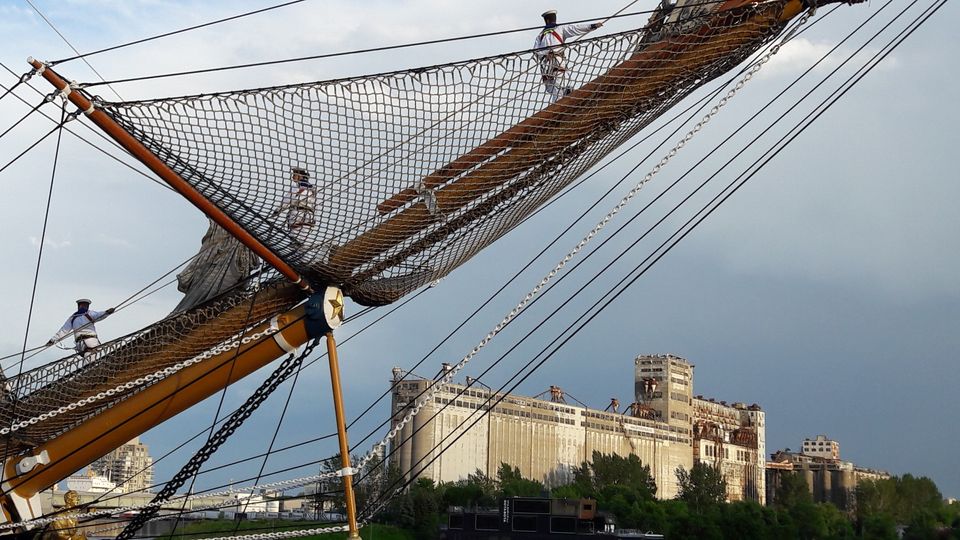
[28,235,72,249]
[94,232,133,249]
[762,38,838,77]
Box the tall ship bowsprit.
[0,0,879,538]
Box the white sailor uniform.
[533,23,594,102]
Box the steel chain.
[0,328,276,436]
[337,10,815,527]
[114,339,319,540]
[7,10,811,538]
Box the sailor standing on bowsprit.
[534,10,603,102]
[47,298,115,356]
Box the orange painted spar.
[335,0,807,273]
[374,0,801,215]
[27,59,309,292]
[4,306,310,497]
[325,333,361,538]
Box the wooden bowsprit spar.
[8,64,364,540]
[330,0,826,282]
[4,0,868,534]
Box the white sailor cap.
[542,10,557,18]
[76,298,92,304]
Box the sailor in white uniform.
[47,298,114,356]
[533,10,602,102]
[276,166,331,264]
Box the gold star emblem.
[328,289,345,323]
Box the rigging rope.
[83,0,813,306]
[51,0,309,65]
[356,9,814,498]
[1,0,939,532]
[0,70,32,107]
[75,4,720,88]
[0,90,51,142]
[0,61,175,192]
[114,338,321,540]
[360,0,939,515]
[3,102,72,464]
[24,0,123,101]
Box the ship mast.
[9,61,364,539]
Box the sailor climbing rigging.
[47,298,114,356]
[274,166,333,265]
[277,166,318,247]
[533,10,602,102]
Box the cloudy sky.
[0,0,957,504]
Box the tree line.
[361,451,960,539]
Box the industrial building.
[389,354,765,503]
[635,354,766,503]
[765,437,890,510]
[691,397,765,503]
[801,435,840,460]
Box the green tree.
[496,463,544,498]
[772,471,829,540]
[581,451,657,500]
[442,468,498,508]
[817,502,856,539]
[717,500,774,540]
[676,462,727,513]
[409,478,441,540]
[861,513,898,540]
[774,471,813,510]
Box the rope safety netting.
[0,278,304,450]
[95,0,798,306]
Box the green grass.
[173,519,413,540]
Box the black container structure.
[442,497,664,539]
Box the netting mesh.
[0,279,304,450]
[96,1,796,305]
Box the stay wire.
[80,2,725,89]
[24,0,124,101]
[228,350,306,537]
[0,72,28,104]
[51,0,310,65]
[0,90,54,143]
[3,102,69,466]
[367,0,937,505]
[0,62,174,192]
[0,1,832,524]
[0,309,309,500]
[0,118,63,176]
[164,269,270,537]
[342,10,817,461]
